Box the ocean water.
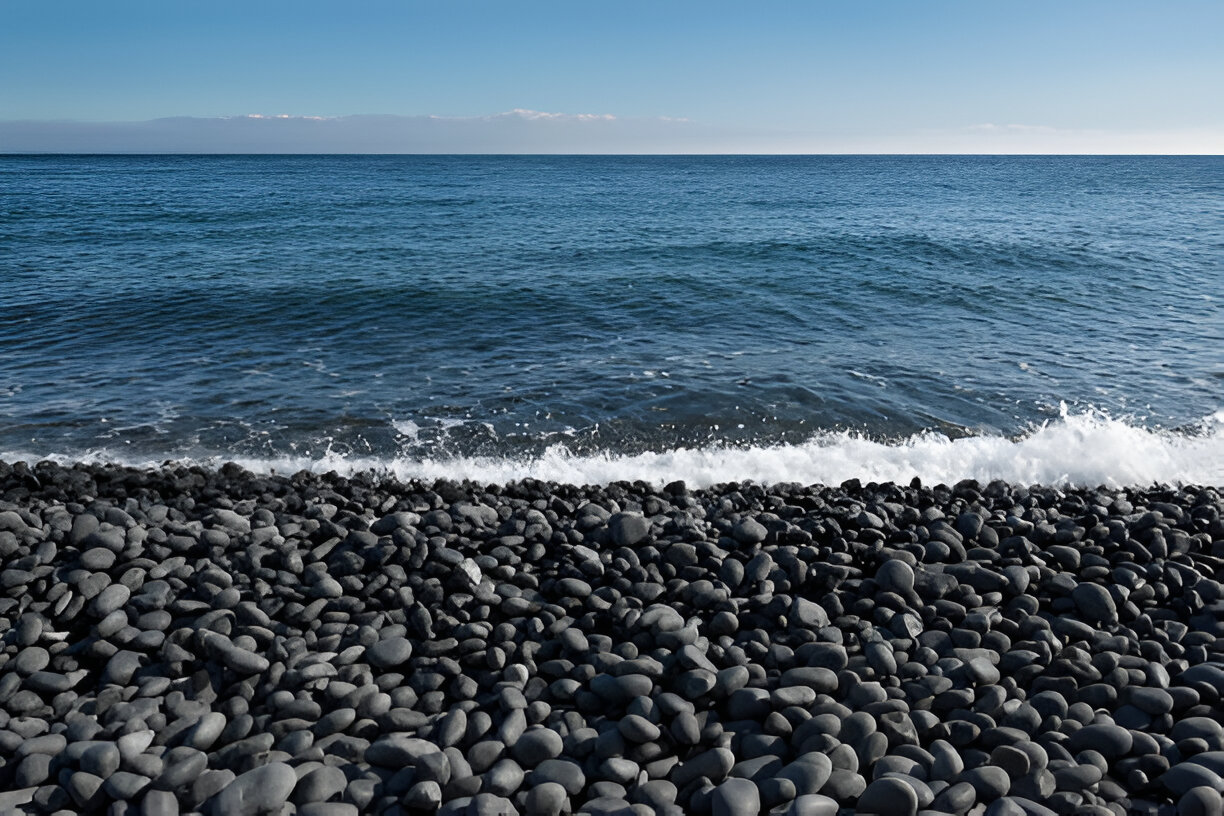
[1,154,1221,487]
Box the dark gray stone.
[208,762,297,816]
[711,777,760,816]
[857,776,918,816]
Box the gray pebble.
[857,776,918,816]
[208,762,298,816]
[711,777,760,816]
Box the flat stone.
[366,734,441,767]
[1067,723,1132,762]
[366,637,413,669]
[732,518,768,545]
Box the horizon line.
[2,152,1222,158]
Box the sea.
[1,155,1221,488]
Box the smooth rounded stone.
[877,560,916,595]
[513,728,564,767]
[674,747,736,787]
[821,769,866,800]
[105,771,152,800]
[732,518,768,545]
[930,740,966,782]
[931,781,977,814]
[366,636,414,669]
[772,686,818,709]
[298,805,359,816]
[103,649,144,685]
[531,759,586,796]
[293,765,348,804]
[155,748,209,792]
[184,712,227,751]
[1171,718,1224,745]
[1070,582,1117,624]
[200,633,270,675]
[366,734,443,767]
[416,751,454,787]
[67,771,107,809]
[779,667,838,695]
[787,794,839,816]
[484,759,525,796]
[15,753,52,787]
[1178,786,1224,816]
[1067,724,1132,762]
[967,657,1001,686]
[711,777,760,816]
[791,597,831,629]
[759,776,797,808]
[619,715,661,743]
[858,776,919,816]
[961,766,1010,802]
[778,754,833,796]
[598,757,640,786]
[89,583,132,617]
[1129,687,1175,716]
[469,792,519,816]
[13,646,51,675]
[141,789,180,816]
[983,799,1027,816]
[81,742,122,779]
[798,643,849,671]
[404,780,443,810]
[1162,763,1224,797]
[1010,769,1055,802]
[208,762,298,816]
[714,665,751,697]
[989,746,1030,780]
[81,547,117,570]
[1184,752,1224,776]
[525,782,569,816]
[609,512,651,547]
[1052,763,1101,790]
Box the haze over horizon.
[2,0,1222,154]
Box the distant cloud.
[0,113,1218,154]
[492,109,617,122]
[0,111,695,154]
[968,123,1058,133]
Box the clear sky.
[2,0,1221,153]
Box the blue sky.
[2,0,1221,152]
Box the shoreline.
[1,458,1223,814]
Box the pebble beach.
[2,459,1223,816]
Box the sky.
[1,0,1221,153]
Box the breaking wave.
[9,409,1223,489]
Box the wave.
[8,409,1222,489]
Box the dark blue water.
[2,155,1222,485]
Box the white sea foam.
[13,410,1222,489]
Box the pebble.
[0,464,1219,816]
[711,777,760,816]
[858,776,919,816]
[208,762,298,816]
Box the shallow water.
[2,155,1221,485]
